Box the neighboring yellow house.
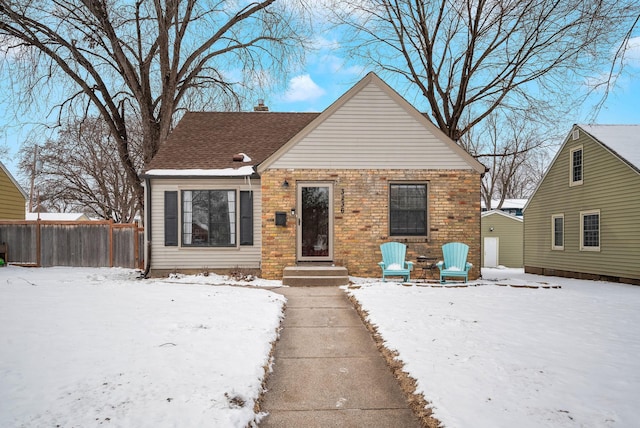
[0,161,27,220]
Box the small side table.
[416,256,438,282]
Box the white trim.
[146,166,254,177]
[580,209,601,252]
[569,145,583,187]
[551,213,564,250]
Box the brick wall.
[261,169,481,280]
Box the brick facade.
[261,169,481,280]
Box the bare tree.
[0,143,9,159]
[1,0,308,209]
[465,112,551,209]
[335,0,639,142]
[19,116,143,222]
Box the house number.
[341,189,345,213]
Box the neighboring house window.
[570,146,583,186]
[551,214,564,250]
[182,190,236,246]
[580,210,600,251]
[389,183,427,236]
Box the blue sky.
[2,30,639,184]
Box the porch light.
[282,180,289,188]
[291,208,296,217]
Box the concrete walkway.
[259,286,423,427]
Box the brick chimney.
[254,99,269,112]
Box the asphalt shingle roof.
[146,112,320,172]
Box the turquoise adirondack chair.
[436,242,472,283]
[378,242,413,282]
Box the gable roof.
[146,72,485,176]
[145,112,319,175]
[481,209,523,222]
[579,125,640,173]
[0,160,28,199]
[258,72,486,173]
[523,124,640,213]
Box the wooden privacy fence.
[0,220,144,269]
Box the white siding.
[270,82,473,170]
[149,177,261,271]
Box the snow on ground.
[347,268,640,428]
[3,266,639,428]
[0,266,285,428]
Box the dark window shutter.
[240,191,253,246]
[164,191,178,246]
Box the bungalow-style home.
[481,210,523,268]
[0,161,27,220]
[143,73,486,280]
[523,124,640,285]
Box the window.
[182,190,236,247]
[389,183,427,236]
[551,214,564,250]
[580,210,600,251]
[570,146,583,186]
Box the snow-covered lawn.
[3,266,639,428]
[0,266,284,428]
[348,268,640,428]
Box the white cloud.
[620,36,640,68]
[312,35,341,51]
[282,74,326,102]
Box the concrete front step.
[282,266,349,286]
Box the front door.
[297,182,333,261]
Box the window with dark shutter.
[240,191,254,246]
[164,191,178,246]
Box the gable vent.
[572,129,579,140]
